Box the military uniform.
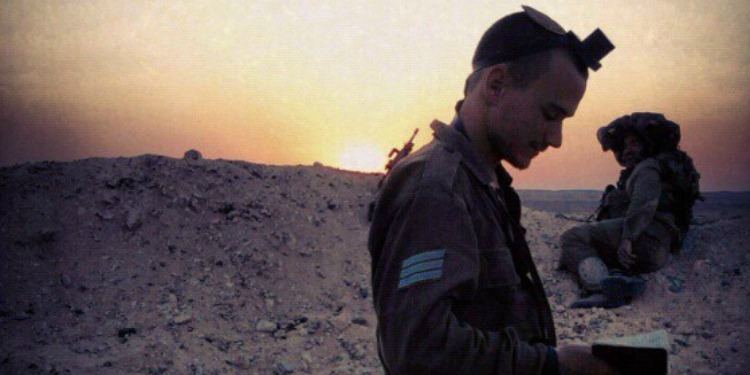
[368,120,556,374]
[560,157,679,275]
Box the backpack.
[654,149,703,240]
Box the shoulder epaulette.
[418,144,462,194]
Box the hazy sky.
[1,1,749,190]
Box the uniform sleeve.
[622,159,662,241]
[373,188,548,375]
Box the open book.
[592,330,669,375]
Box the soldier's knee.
[558,247,573,271]
[559,227,595,272]
[560,226,586,246]
[559,231,576,259]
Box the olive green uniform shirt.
[368,121,555,375]
[622,158,677,241]
[560,157,678,273]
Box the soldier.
[559,112,701,309]
[368,6,616,374]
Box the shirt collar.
[431,119,514,188]
[450,113,470,140]
[495,163,514,187]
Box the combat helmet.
[597,112,681,164]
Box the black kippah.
[472,5,614,72]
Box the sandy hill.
[1,153,748,374]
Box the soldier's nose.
[546,122,563,148]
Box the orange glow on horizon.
[1,1,749,190]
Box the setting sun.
[338,144,386,173]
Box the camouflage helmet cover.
[597,112,681,155]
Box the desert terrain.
[1,152,748,374]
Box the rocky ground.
[1,152,748,374]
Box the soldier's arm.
[622,159,662,241]
[373,188,550,375]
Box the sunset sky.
[1,1,749,191]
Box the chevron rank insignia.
[398,249,445,289]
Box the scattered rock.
[327,200,340,210]
[358,284,369,299]
[351,317,368,327]
[226,354,255,370]
[329,310,352,332]
[117,327,137,343]
[275,360,295,374]
[183,149,203,160]
[666,275,684,293]
[96,211,114,221]
[256,319,278,333]
[340,339,367,360]
[301,352,313,364]
[126,208,143,231]
[173,309,192,324]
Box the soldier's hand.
[617,239,635,269]
[557,345,619,375]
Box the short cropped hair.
[464,49,587,95]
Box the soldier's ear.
[482,65,510,105]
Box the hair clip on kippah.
[571,29,614,71]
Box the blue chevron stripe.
[398,269,443,289]
[402,249,445,268]
[400,259,444,280]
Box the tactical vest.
[595,168,633,221]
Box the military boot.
[570,293,610,309]
[572,275,647,309]
[600,272,647,308]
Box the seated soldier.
[559,112,701,308]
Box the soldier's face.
[484,52,587,170]
[622,134,645,168]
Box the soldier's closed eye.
[544,104,570,121]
